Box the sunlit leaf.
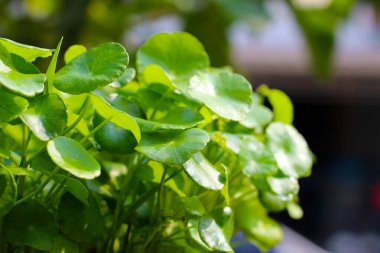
[0,38,53,62]
[0,88,29,123]
[64,44,86,64]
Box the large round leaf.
[136,32,209,91]
[0,38,52,62]
[47,136,101,179]
[0,88,28,123]
[183,153,224,190]
[188,70,252,121]
[0,166,16,217]
[136,129,210,164]
[266,122,313,178]
[21,94,68,141]
[3,202,58,250]
[54,42,129,94]
[199,206,234,252]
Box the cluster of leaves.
[0,32,313,252]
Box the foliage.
[0,32,313,252]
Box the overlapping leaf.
[0,166,16,217]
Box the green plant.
[0,32,313,253]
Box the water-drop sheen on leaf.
[54,43,129,94]
[136,129,210,164]
[189,70,253,121]
[47,136,101,179]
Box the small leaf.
[109,67,135,88]
[91,93,141,143]
[266,122,313,178]
[136,129,209,165]
[0,88,29,123]
[3,202,58,250]
[240,104,273,129]
[52,174,89,206]
[21,93,68,141]
[50,234,79,253]
[137,32,209,91]
[141,64,174,88]
[180,196,206,216]
[183,153,224,190]
[199,206,234,252]
[267,176,299,196]
[287,202,304,219]
[47,136,101,179]
[54,42,129,94]
[0,38,53,62]
[259,86,293,124]
[64,44,86,64]
[0,166,16,217]
[46,38,63,91]
[187,219,213,251]
[188,70,252,121]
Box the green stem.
[61,95,91,136]
[149,88,172,120]
[79,116,111,145]
[17,127,32,199]
[46,173,69,206]
[14,166,60,206]
[154,166,167,225]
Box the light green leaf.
[47,136,101,179]
[136,129,209,165]
[287,202,304,219]
[188,70,252,121]
[266,122,313,178]
[137,32,209,91]
[187,219,213,251]
[0,70,45,97]
[183,153,224,190]
[180,196,206,216]
[3,202,58,250]
[54,42,128,94]
[0,166,16,217]
[0,88,29,123]
[0,129,13,158]
[64,44,86,64]
[267,176,299,196]
[21,93,67,141]
[91,93,141,143]
[109,67,135,88]
[199,206,234,252]
[141,64,174,88]
[240,104,273,129]
[46,38,62,91]
[259,86,293,124]
[0,38,53,62]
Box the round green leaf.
[64,44,86,64]
[54,42,129,94]
[0,166,16,217]
[136,129,210,164]
[266,122,313,178]
[21,93,68,141]
[0,38,53,62]
[137,32,209,91]
[259,86,293,124]
[0,88,28,123]
[109,67,135,88]
[188,70,253,121]
[199,207,234,252]
[240,104,273,129]
[183,153,224,190]
[3,202,58,250]
[91,93,141,143]
[47,136,101,179]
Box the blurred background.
[1,0,380,252]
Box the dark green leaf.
[50,234,79,253]
[183,153,224,190]
[0,88,28,123]
[21,93,67,141]
[3,202,58,250]
[136,129,210,164]
[0,166,16,217]
[266,122,313,178]
[47,136,101,179]
[188,70,252,121]
[54,42,129,94]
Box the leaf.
[46,38,63,91]
[21,93,68,141]
[52,174,89,206]
[64,44,86,64]
[137,32,209,91]
[136,129,210,165]
[287,202,304,219]
[0,37,53,62]
[266,122,313,178]
[240,104,273,129]
[188,70,252,121]
[141,64,174,88]
[3,202,58,250]
[54,42,129,94]
[0,129,13,158]
[50,234,79,253]
[259,86,293,124]
[267,176,299,196]
[0,166,16,217]
[57,192,105,242]
[47,136,101,179]
[0,88,29,123]
[180,196,206,216]
[199,206,234,252]
[183,153,224,190]
[91,93,141,143]
[187,219,213,251]
[109,67,135,88]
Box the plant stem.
[61,95,91,136]
[14,166,60,206]
[154,166,167,225]
[17,126,32,199]
[79,117,111,145]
